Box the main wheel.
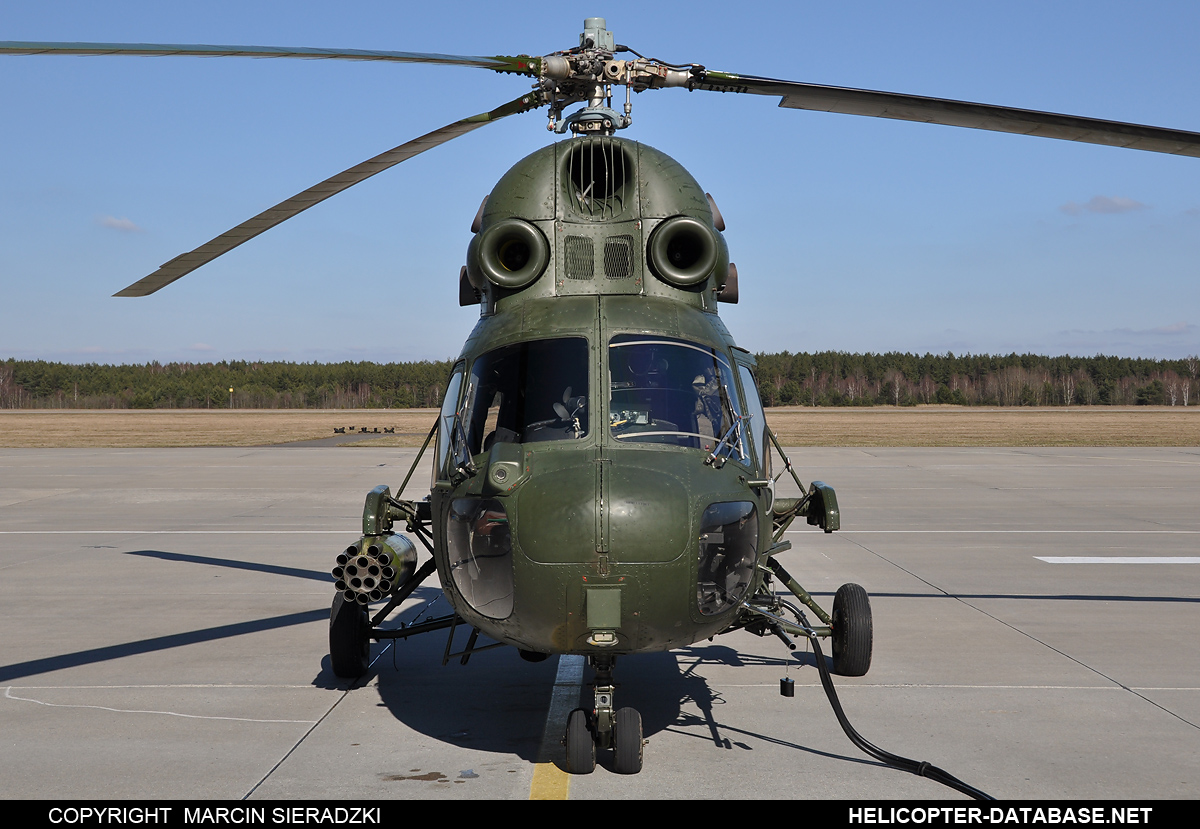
[564,708,595,774]
[613,707,643,775]
[831,582,873,677]
[329,592,370,678]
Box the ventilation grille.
[565,137,631,219]
[564,236,595,280]
[603,235,635,279]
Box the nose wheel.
[562,655,644,774]
[613,706,643,774]
[564,708,596,774]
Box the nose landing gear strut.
[563,654,644,774]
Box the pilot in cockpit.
[692,366,722,438]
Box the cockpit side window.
[434,365,465,483]
[608,334,747,460]
[737,363,770,478]
[462,337,589,455]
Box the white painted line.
[1,528,1194,535]
[786,529,1200,534]
[0,530,349,534]
[727,683,1200,690]
[1036,556,1200,564]
[11,684,320,689]
[4,686,317,723]
[727,683,1122,690]
[540,654,585,751]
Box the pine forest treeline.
[753,352,1198,408]
[2,353,1198,409]
[0,359,454,410]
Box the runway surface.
[1,446,1197,800]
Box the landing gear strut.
[563,655,644,774]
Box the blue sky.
[3,1,1198,364]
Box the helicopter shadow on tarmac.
[353,604,873,770]
[585,642,877,769]
[2,548,864,773]
[353,588,561,763]
[98,551,873,770]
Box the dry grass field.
[0,409,439,448]
[1,406,1198,448]
[762,405,1200,447]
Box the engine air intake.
[647,216,718,287]
[475,218,549,289]
[565,137,631,219]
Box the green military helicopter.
[6,18,1199,783]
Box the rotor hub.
[537,18,699,136]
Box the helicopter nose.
[509,462,599,564]
[514,462,689,564]
[604,465,691,563]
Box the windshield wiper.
[705,384,748,468]
[447,403,477,484]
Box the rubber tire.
[831,583,873,677]
[613,707,644,775]
[329,592,370,678]
[564,708,595,774]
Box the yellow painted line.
[529,654,586,800]
[529,762,571,800]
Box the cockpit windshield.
[608,334,745,455]
[460,337,589,456]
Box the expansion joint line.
[242,664,377,800]
[243,596,437,798]
[837,535,1200,732]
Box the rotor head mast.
[537,18,699,136]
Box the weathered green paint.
[586,588,622,630]
[807,481,841,532]
[361,484,393,536]
[414,137,833,656]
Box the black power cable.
[795,608,995,801]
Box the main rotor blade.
[114,92,543,297]
[0,41,541,74]
[698,72,1200,158]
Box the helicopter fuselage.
[425,136,777,657]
